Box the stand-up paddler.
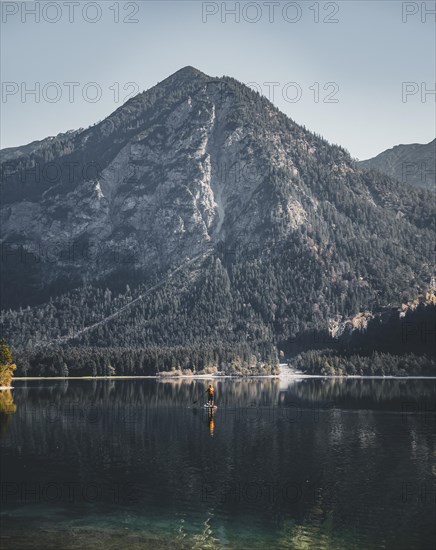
[206,384,215,407]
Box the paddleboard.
[204,404,218,410]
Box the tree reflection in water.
[0,378,434,549]
[0,389,16,437]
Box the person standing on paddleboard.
[206,384,215,407]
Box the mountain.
[358,140,435,190]
[1,66,435,362]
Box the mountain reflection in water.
[1,378,435,550]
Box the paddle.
[193,389,204,404]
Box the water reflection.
[1,378,434,549]
[207,409,216,437]
[0,389,16,437]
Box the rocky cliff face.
[358,140,435,191]
[1,67,345,287]
[1,68,309,277]
[1,67,435,348]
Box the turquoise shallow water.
[1,378,435,549]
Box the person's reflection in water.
[208,409,215,437]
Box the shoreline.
[8,374,436,381]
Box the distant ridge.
[358,139,435,191]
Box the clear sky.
[1,0,435,159]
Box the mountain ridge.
[358,139,435,191]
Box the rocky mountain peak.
[1,68,434,338]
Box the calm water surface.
[1,378,435,549]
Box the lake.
[1,378,435,549]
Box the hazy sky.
[1,0,435,159]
